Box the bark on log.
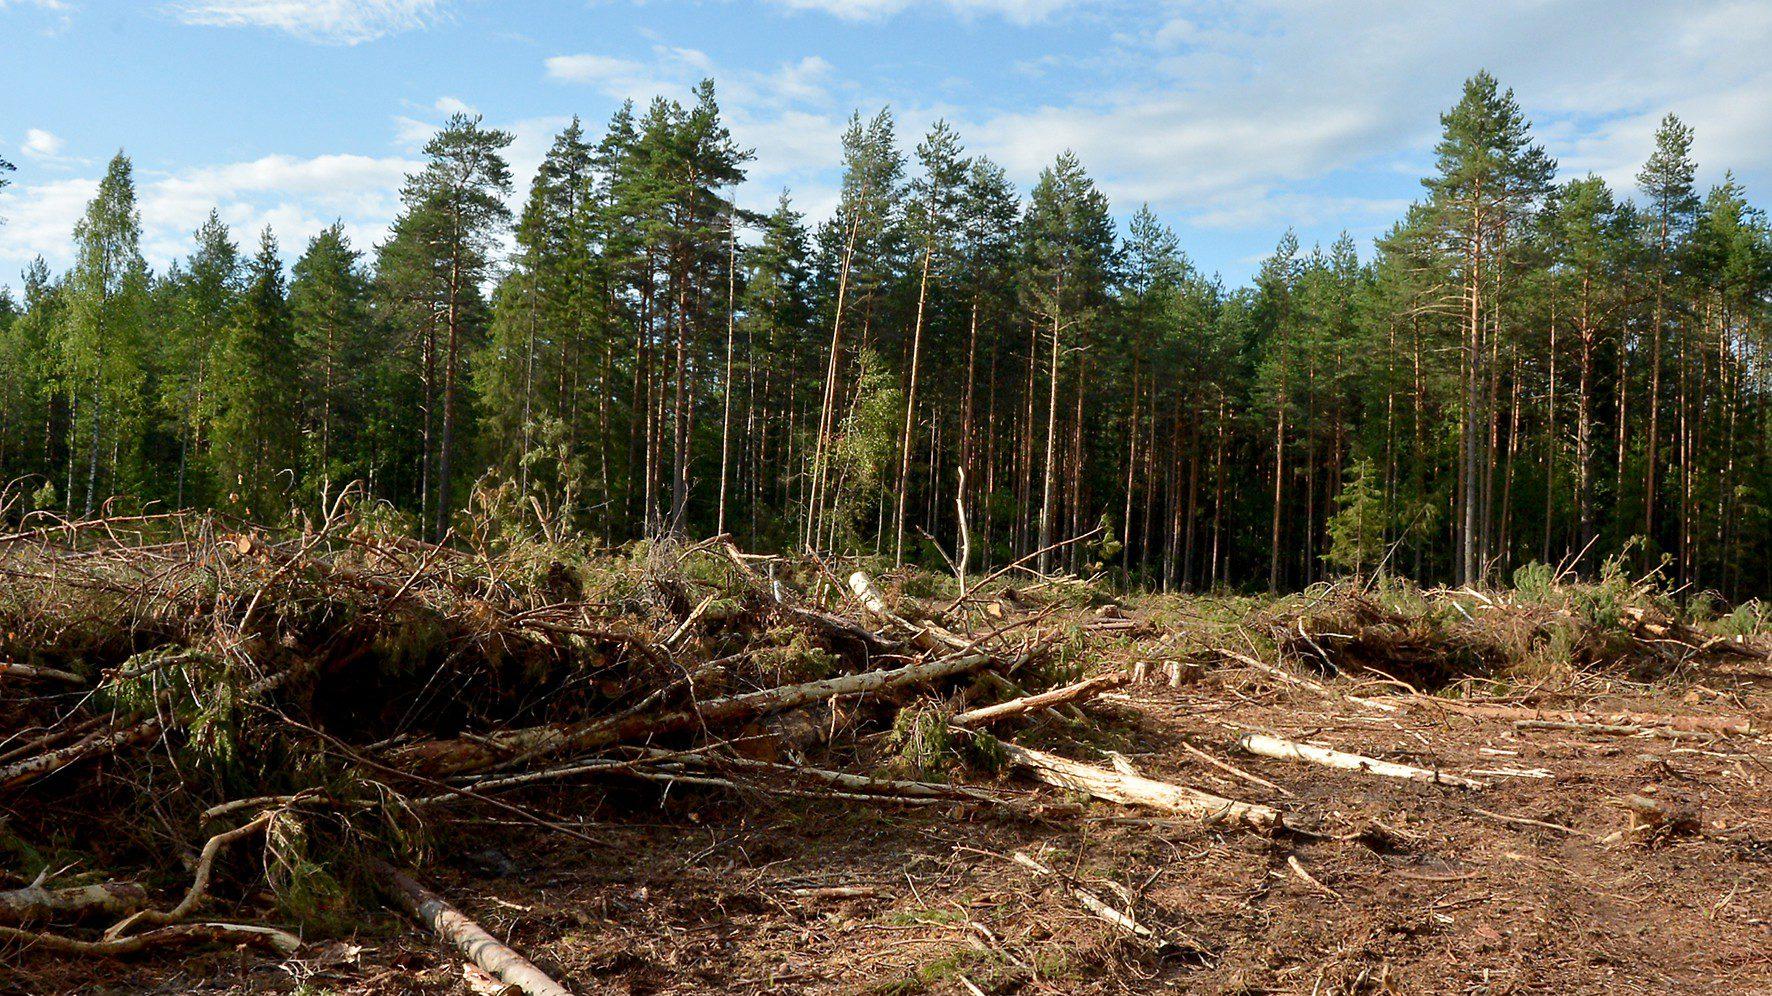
[2,666,298,793]
[369,859,573,996]
[951,672,1129,728]
[1236,733,1487,789]
[0,881,147,926]
[994,741,1279,830]
[394,650,997,777]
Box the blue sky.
[3,0,1770,285]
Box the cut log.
[395,650,998,776]
[1236,733,1486,789]
[951,671,1129,728]
[0,880,147,926]
[369,859,572,996]
[992,740,1279,831]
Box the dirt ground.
[8,625,1771,995]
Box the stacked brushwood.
[1267,579,1761,691]
[0,503,1249,991]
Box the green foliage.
[1512,561,1556,602]
[1324,457,1388,576]
[825,349,903,549]
[212,228,298,518]
[887,705,953,781]
[1718,599,1767,638]
[0,73,1767,602]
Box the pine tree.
[893,119,968,564]
[1636,114,1698,565]
[1424,71,1555,584]
[1021,151,1116,572]
[291,222,374,493]
[213,228,297,517]
[807,109,904,549]
[378,114,513,537]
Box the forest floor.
[9,568,1769,996]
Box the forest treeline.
[0,72,1766,597]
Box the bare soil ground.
[12,607,1769,996]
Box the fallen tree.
[393,647,1002,777]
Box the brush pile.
[0,498,1182,986]
[1263,566,1763,692]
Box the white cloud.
[952,0,1772,239]
[545,53,646,87]
[762,56,835,106]
[768,0,1079,25]
[168,0,447,44]
[0,152,416,274]
[433,96,476,116]
[0,176,98,270]
[21,128,65,159]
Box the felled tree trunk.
[395,650,997,777]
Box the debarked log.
[1236,733,1487,789]
[951,672,1129,728]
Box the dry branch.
[0,662,85,684]
[1009,850,1187,949]
[950,671,1129,728]
[105,812,274,939]
[1399,698,1758,736]
[0,921,300,958]
[0,880,147,926]
[370,859,573,996]
[992,740,1280,830]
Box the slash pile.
[0,505,1228,990]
